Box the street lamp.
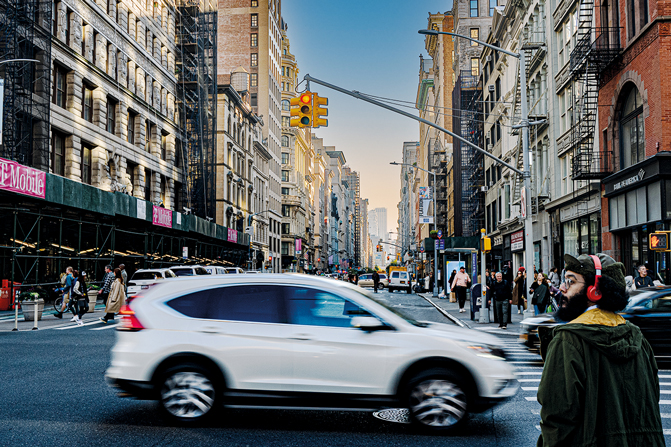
[419,29,544,314]
[247,209,271,271]
[390,161,438,297]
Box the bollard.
[12,293,18,331]
[32,300,38,330]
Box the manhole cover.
[372,408,410,424]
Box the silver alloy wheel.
[161,371,215,419]
[408,379,467,427]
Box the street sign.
[437,230,442,239]
[420,246,424,253]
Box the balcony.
[570,27,621,75]
[572,150,614,180]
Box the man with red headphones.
[536,253,664,447]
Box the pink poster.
[228,228,238,243]
[152,206,172,228]
[0,157,46,199]
[295,238,301,253]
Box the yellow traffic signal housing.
[313,93,328,128]
[650,232,670,251]
[289,92,313,128]
[481,237,492,253]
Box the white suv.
[126,268,177,297]
[106,275,517,432]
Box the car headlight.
[459,343,506,360]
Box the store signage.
[0,157,46,199]
[152,206,172,228]
[511,230,524,252]
[295,238,302,254]
[419,217,434,224]
[182,247,188,259]
[227,228,238,243]
[613,169,645,191]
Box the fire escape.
[460,71,484,237]
[569,0,620,180]
[176,0,217,219]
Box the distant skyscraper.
[369,208,388,243]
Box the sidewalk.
[0,302,108,331]
[418,292,530,336]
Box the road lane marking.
[515,371,543,375]
[525,397,538,402]
[522,387,539,391]
[55,320,105,330]
[91,323,118,330]
[518,379,541,382]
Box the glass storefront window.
[580,217,589,253]
[648,181,661,221]
[626,190,637,226]
[617,195,626,229]
[632,231,640,267]
[564,220,579,256]
[610,197,619,230]
[590,214,600,253]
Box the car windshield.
[354,289,426,327]
[131,272,161,280]
[624,290,657,310]
[171,268,195,277]
[195,267,210,275]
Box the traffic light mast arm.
[302,74,522,175]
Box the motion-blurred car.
[357,273,389,289]
[224,267,245,274]
[520,286,671,363]
[106,274,517,432]
[126,268,177,297]
[203,266,227,275]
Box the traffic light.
[650,232,670,251]
[313,93,328,128]
[481,236,492,253]
[290,92,313,128]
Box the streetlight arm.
[0,59,40,66]
[418,30,520,58]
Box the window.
[175,140,182,167]
[107,96,117,134]
[52,130,66,176]
[81,143,92,184]
[251,0,258,6]
[282,152,289,164]
[470,0,479,17]
[471,58,480,76]
[281,135,289,147]
[470,28,479,45]
[160,175,166,204]
[489,0,497,15]
[82,84,93,122]
[161,132,167,160]
[619,85,645,169]
[251,53,258,67]
[251,13,258,27]
[281,241,289,255]
[250,73,258,87]
[251,33,258,47]
[127,111,137,143]
[282,204,290,216]
[282,99,290,111]
[250,93,257,106]
[128,161,137,191]
[144,168,152,201]
[282,187,289,195]
[282,170,289,182]
[286,288,368,327]
[53,64,67,108]
[282,223,290,234]
[282,116,290,127]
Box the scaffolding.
[458,70,484,238]
[0,0,51,170]
[176,0,217,219]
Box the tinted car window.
[167,289,211,319]
[653,296,671,310]
[165,270,177,278]
[132,272,161,280]
[379,275,387,280]
[360,275,371,280]
[285,287,369,327]
[391,272,399,278]
[171,268,195,277]
[195,267,210,275]
[209,285,283,323]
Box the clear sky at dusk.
[282,1,452,235]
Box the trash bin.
[0,281,21,311]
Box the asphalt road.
[0,288,668,447]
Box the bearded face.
[554,285,590,322]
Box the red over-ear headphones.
[587,255,602,301]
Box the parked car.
[170,266,211,277]
[106,274,517,432]
[520,286,671,364]
[358,273,389,289]
[388,270,412,294]
[244,270,261,274]
[126,268,177,297]
[224,267,245,274]
[204,266,227,275]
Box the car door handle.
[200,327,223,334]
[289,333,312,341]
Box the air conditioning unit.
[486,55,492,62]
[488,84,495,92]
[481,186,489,192]
[487,144,493,150]
[489,181,494,187]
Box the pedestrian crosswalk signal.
[481,236,491,253]
[650,232,670,251]
[290,93,313,128]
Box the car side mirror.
[351,316,387,332]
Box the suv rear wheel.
[158,363,218,425]
[404,368,468,433]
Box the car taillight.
[117,304,144,331]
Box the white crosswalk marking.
[516,371,543,375]
[518,378,541,382]
[522,387,539,391]
[90,323,117,330]
[55,320,104,330]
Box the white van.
[388,270,412,294]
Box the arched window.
[619,85,645,169]
[281,135,289,147]
[282,99,290,111]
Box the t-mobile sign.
[0,157,46,199]
[152,206,172,228]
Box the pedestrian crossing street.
[499,338,671,437]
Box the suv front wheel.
[404,368,469,433]
[158,363,218,425]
